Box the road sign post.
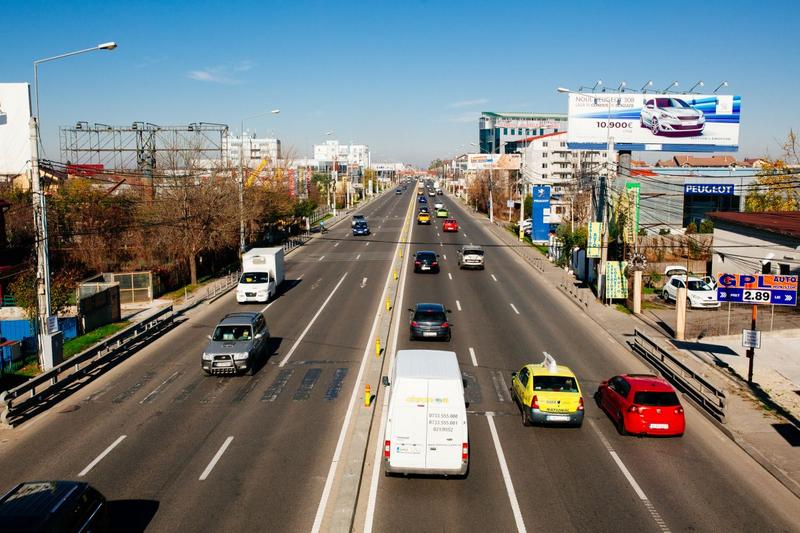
[746,305,757,383]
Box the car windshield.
[463,249,483,256]
[240,272,270,284]
[633,391,680,406]
[656,98,691,109]
[212,325,253,341]
[533,375,578,392]
[687,280,712,291]
[414,310,446,322]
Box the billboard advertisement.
[0,83,32,176]
[466,153,521,170]
[531,185,551,242]
[623,182,640,243]
[605,261,629,300]
[565,92,741,152]
[587,222,602,258]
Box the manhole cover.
[59,405,80,413]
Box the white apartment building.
[224,134,281,167]
[313,140,370,168]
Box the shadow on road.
[107,499,159,532]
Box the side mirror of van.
[255,332,264,339]
[382,376,390,387]
[511,371,517,378]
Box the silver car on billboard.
[640,97,705,136]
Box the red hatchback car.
[595,374,685,437]
[442,219,459,232]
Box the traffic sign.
[741,329,761,349]
[716,273,798,306]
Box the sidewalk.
[458,196,800,499]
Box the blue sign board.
[531,185,551,242]
[717,288,797,306]
[684,183,735,195]
[716,273,798,306]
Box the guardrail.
[0,305,175,428]
[630,328,727,422]
[558,272,592,308]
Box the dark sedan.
[413,251,439,273]
[409,303,452,341]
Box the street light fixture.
[662,80,679,94]
[30,42,118,370]
[713,81,729,94]
[688,81,704,93]
[640,80,653,93]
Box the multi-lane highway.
[1,183,799,532]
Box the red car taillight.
[577,397,584,411]
[441,322,448,328]
[462,443,469,461]
[415,260,421,265]
[432,261,438,266]
[410,321,418,327]
[674,407,684,414]
[531,395,539,409]
[384,440,391,458]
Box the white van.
[382,350,468,476]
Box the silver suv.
[457,245,485,270]
[202,312,270,375]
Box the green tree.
[745,160,800,212]
[8,267,78,321]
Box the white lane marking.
[366,241,370,246]
[491,274,498,282]
[440,242,443,247]
[448,273,453,280]
[140,370,180,404]
[361,277,368,288]
[510,303,520,315]
[437,232,440,237]
[463,232,468,237]
[334,242,340,247]
[78,435,126,477]
[315,191,415,533]
[469,347,478,366]
[362,191,416,533]
[443,254,447,260]
[199,436,234,481]
[588,419,671,531]
[356,254,361,260]
[456,300,462,311]
[279,273,349,367]
[318,255,325,262]
[486,414,527,533]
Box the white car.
[662,275,721,308]
[641,97,705,136]
[434,202,444,210]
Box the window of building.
[504,128,508,135]
[555,206,565,214]
[542,163,548,169]
[779,263,790,275]
[542,174,548,180]
[542,153,547,158]
[560,142,566,147]
[542,142,548,147]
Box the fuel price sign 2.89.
[717,273,798,306]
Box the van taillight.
[531,395,539,409]
[411,321,418,327]
[415,261,421,265]
[384,440,391,458]
[462,443,469,461]
[432,261,438,266]
[578,397,584,411]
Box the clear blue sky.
[3,0,799,166]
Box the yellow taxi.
[511,353,584,427]
[417,212,431,224]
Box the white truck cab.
[236,247,285,304]
[382,350,468,477]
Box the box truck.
[382,349,469,477]
[236,247,285,304]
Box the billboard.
[606,261,629,300]
[531,185,551,242]
[466,153,521,170]
[684,183,735,195]
[587,222,602,258]
[565,92,741,152]
[0,83,32,175]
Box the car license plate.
[215,361,232,367]
[421,265,430,270]
[546,415,571,422]
[423,332,437,337]
[649,423,669,429]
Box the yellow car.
[510,353,584,427]
[417,212,431,224]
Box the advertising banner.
[716,273,798,306]
[683,183,735,195]
[587,222,602,258]
[531,185,551,242]
[0,83,32,175]
[467,153,521,170]
[605,261,629,300]
[565,92,741,152]
[623,183,640,243]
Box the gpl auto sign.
[716,273,798,306]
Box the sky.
[2,0,799,167]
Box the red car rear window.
[633,391,679,406]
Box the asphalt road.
[359,189,800,533]
[2,184,799,533]
[0,188,412,532]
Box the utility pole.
[239,131,247,253]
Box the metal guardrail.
[0,305,175,427]
[631,328,727,422]
[559,273,591,308]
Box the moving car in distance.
[413,250,439,273]
[417,211,431,225]
[202,312,270,375]
[0,480,110,533]
[418,206,430,214]
[408,303,451,341]
[353,221,370,236]
[436,208,448,218]
[418,196,427,204]
[395,188,403,194]
[640,97,705,136]
[595,374,685,437]
[457,245,484,269]
[236,247,285,304]
[662,275,720,308]
[442,219,459,233]
[510,352,584,427]
[352,214,366,227]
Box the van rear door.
[425,380,466,471]
[388,378,428,470]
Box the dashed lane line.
[486,414,527,533]
[199,436,234,481]
[491,274,498,282]
[456,300,462,311]
[510,303,520,315]
[469,347,478,366]
[78,435,126,477]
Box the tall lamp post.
[238,109,280,253]
[325,131,338,216]
[31,42,117,370]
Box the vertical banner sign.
[587,222,602,258]
[288,168,296,198]
[605,261,629,299]
[624,182,640,243]
[531,185,551,242]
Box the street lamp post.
[31,42,117,370]
[239,109,280,253]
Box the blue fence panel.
[0,319,37,354]
[59,316,79,340]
